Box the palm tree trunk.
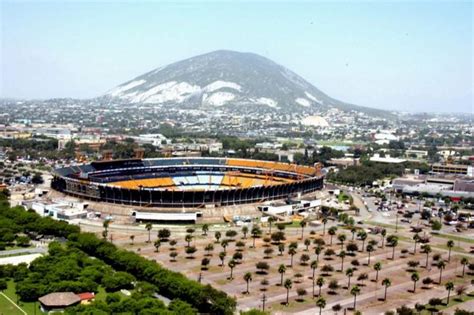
[319,286,322,296]
[392,247,395,260]
[462,265,466,277]
[414,242,417,254]
[353,295,357,309]
[413,281,416,293]
[286,289,289,305]
[448,249,451,262]
[447,290,451,304]
[384,286,388,300]
[246,281,249,294]
[348,277,351,288]
[281,274,284,285]
[439,270,442,284]
[376,270,379,282]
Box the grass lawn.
[3,280,44,315]
[0,292,24,315]
[364,220,403,230]
[432,233,474,244]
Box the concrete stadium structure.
[51,158,324,208]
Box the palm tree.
[316,277,325,296]
[304,238,311,251]
[278,243,285,256]
[219,251,226,267]
[460,257,469,277]
[346,268,354,289]
[145,223,153,243]
[300,220,307,239]
[413,233,420,254]
[351,285,361,310]
[373,262,382,282]
[102,219,110,240]
[268,216,276,234]
[445,281,454,304]
[278,264,286,285]
[221,239,229,253]
[316,296,326,315]
[289,247,297,267]
[357,231,367,251]
[251,226,262,248]
[228,259,236,280]
[242,226,249,239]
[446,240,454,262]
[154,239,161,252]
[380,229,387,248]
[387,235,398,260]
[322,217,328,236]
[328,227,337,245]
[185,234,193,247]
[202,224,209,236]
[422,244,432,268]
[339,250,346,272]
[214,231,221,243]
[243,272,252,294]
[284,278,292,305]
[437,260,446,284]
[366,244,374,265]
[315,245,322,262]
[382,278,391,301]
[338,234,347,251]
[311,260,318,296]
[351,227,357,240]
[129,235,135,245]
[411,272,419,293]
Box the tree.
[316,296,326,315]
[278,243,285,256]
[201,257,210,270]
[460,257,469,277]
[185,246,197,258]
[339,250,346,272]
[129,235,135,245]
[338,234,347,251]
[382,278,391,301]
[447,240,455,262]
[219,251,226,267]
[215,231,222,243]
[288,247,297,267]
[445,281,454,304]
[202,224,209,236]
[310,260,318,296]
[185,234,193,247]
[102,219,110,240]
[422,244,432,268]
[299,220,307,239]
[304,238,311,251]
[256,261,270,274]
[241,226,249,239]
[221,239,229,253]
[0,279,7,292]
[381,229,387,248]
[169,251,178,261]
[322,217,328,236]
[411,272,419,293]
[357,230,367,250]
[267,216,276,234]
[154,239,161,252]
[316,277,325,296]
[244,272,252,294]
[16,236,30,247]
[437,260,446,284]
[300,254,310,265]
[284,278,293,305]
[373,262,382,282]
[387,235,398,260]
[278,264,286,285]
[346,268,354,289]
[366,244,375,265]
[251,226,262,248]
[145,223,153,243]
[328,227,337,245]
[328,279,340,294]
[315,245,322,262]
[228,259,236,280]
[413,233,420,254]
[351,285,361,310]
[431,220,442,232]
[158,228,171,241]
[346,242,358,253]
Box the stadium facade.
[51,158,324,208]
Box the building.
[370,154,406,164]
[405,149,428,160]
[38,292,81,312]
[328,157,360,168]
[30,201,88,220]
[431,163,473,177]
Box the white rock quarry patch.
[254,97,278,108]
[305,91,324,104]
[295,97,311,107]
[204,81,242,92]
[144,82,201,104]
[205,92,236,106]
[108,79,146,97]
[128,81,177,103]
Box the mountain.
[104,50,390,116]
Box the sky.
[1,0,472,113]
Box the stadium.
[51,157,324,209]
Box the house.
[77,292,95,305]
[38,292,81,312]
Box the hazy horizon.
[1,1,472,113]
